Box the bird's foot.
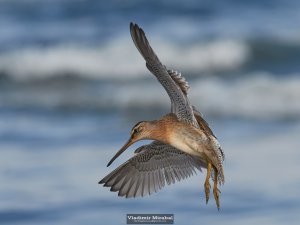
[204,179,211,204]
[204,162,212,204]
[213,186,221,210]
[213,169,221,210]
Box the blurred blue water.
[1,108,300,225]
[0,0,300,224]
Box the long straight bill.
[107,139,134,167]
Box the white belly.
[169,131,207,158]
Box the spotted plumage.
[100,22,225,210]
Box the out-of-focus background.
[0,0,300,224]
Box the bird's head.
[129,121,150,140]
[107,121,153,167]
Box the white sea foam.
[0,38,249,81]
[106,73,300,119]
[1,72,299,120]
[189,73,300,119]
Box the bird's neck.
[151,114,208,156]
[147,114,179,144]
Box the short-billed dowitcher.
[100,23,225,210]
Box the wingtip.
[130,22,134,29]
[98,179,104,184]
[130,22,144,35]
[130,22,138,31]
[130,22,137,41]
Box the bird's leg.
[213,168,221,210]
[204,162,212,204]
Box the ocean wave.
[1,73,299,120]
[0,39,249,81]
[103,73,300,120]
[2,37,300,82]
[190,73,300,119]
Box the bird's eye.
[133,128,138,134]
[131,128,139,136]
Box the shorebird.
[99,23,225,209]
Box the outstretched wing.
[130,23,199,128]
[167,70,218,141]
[167,69,191,114]
[99,142,206,198]
[167,69,190,95]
